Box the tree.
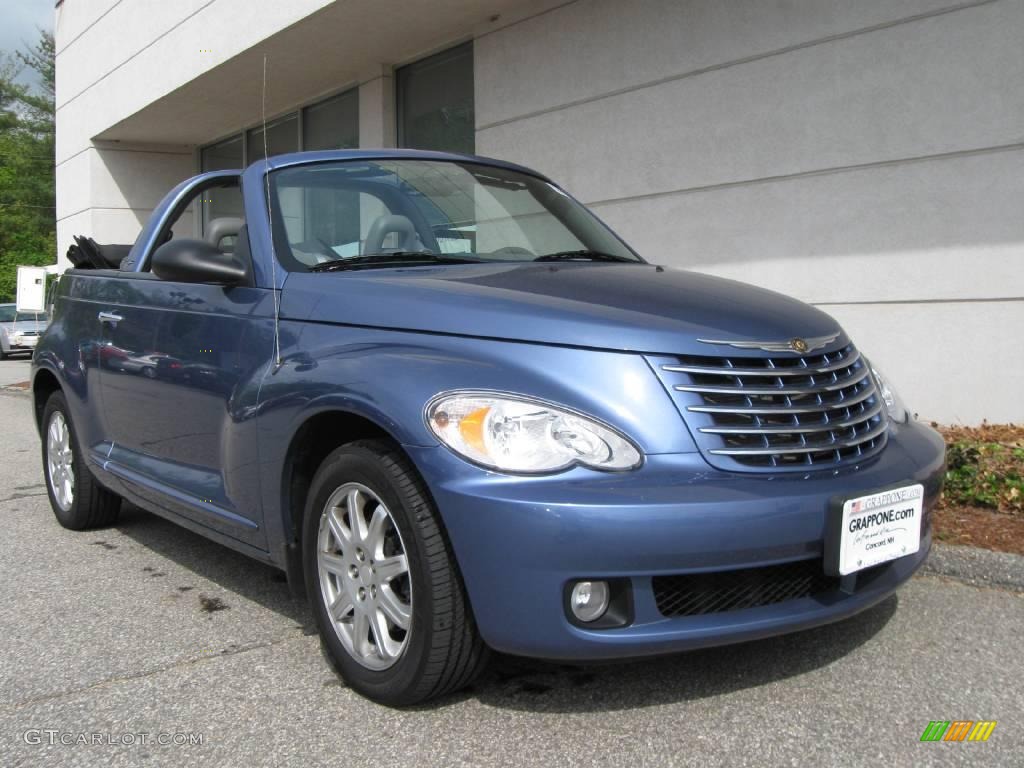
[0,30,55,302]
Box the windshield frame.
[266,158,644,273]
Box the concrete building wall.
[53,0,335,257]
[54,144,194,252]
[476,0,1024,424]
[51,0,538,260]
[52,0,1022,424]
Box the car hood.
[279,262,843,355]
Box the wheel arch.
[32,366,62,433]
[279,408,423,597]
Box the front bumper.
[406,420,945,660]
[6,336,39,350]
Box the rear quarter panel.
[32,273,108,450]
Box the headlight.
[426,392,642,474]
[869,364,909,424]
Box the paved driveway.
[0,386,1020,767]
[0,357,31,388]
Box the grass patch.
[938,424,1023,515]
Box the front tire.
[303,439,488,706]
[41,391,121,529]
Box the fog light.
[570,580,610,623]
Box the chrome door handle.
[98,312,124,324]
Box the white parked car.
[0,304,49,359]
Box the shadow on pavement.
[114,501,898,713]
[462,596,897,713]
[115,503,312,628]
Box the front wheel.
[303,440,488,706]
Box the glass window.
[200,135,243,171]
[247,113,299,163]
[269,159,639,272]
[396,43,474,154]
[0,306,15,322]
[304,89,359,151]
[200,135,245,236]
[150,178,243,263]
[276,186,393,266]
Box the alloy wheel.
[317,482,412,670]
[46,412,75,512]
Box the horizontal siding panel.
[823,300,1024,424]
[591,146,1024,304]
[476,0,970,126]
[478,0,1024,205]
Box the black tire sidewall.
[302,444,437,705]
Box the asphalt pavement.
[0,357,31,388]
[0,364,1021,767]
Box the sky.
[0,0,54,86]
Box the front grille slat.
[698,400,885,434]
[687,383,876,415]
[650,340,888,472]
[708,418,888,456]
[662,348,862,377]
[673,365,869,396]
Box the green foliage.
[944,440,1024,513]
[0,30,55,302]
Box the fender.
[254,320,697,569]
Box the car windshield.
[268,159,641,271]
[0,307,46,323]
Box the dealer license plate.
[831,484,923,576]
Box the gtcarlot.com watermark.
[23,729,204,747]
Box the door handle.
[98,312,124,324]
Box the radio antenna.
[262,54,283,373]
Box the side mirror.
[151,239,247,285]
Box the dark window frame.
[396,42,475,154]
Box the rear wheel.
[41,391,121,529]
[303,439,488,706]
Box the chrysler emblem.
[697,332,840,354]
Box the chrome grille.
[648,342,888,472]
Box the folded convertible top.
[66,235,132,270]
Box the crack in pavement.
[1,630,314,711]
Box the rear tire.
[41,391,121,530]
[303,439,488,706]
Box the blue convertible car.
[32,150,945,705]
